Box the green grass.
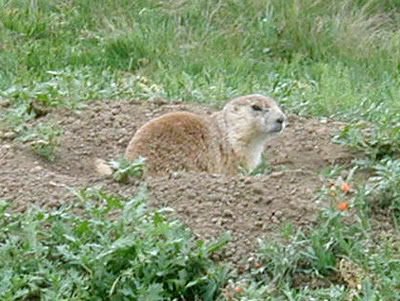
[1,0,400,299]
[2,0,400,112]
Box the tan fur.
[125,94,286,175]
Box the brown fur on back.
[125,112,221,175]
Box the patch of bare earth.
[0,100,358,269]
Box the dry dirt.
[0,99,359,269]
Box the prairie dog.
[125,94,286,175]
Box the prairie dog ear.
[229,103,240,113]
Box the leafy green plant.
[247,159,273,176]
[16,122,63,161]
[238,159,273,176]
[235,205,389,299]
[334,116,400,161]
[253,208,357,287]
[0,102,34,135]
[369,159,400,213]
[0,188,231,300]
[333,111,400,220]
[0,100,62,162]
[109,157,146,183]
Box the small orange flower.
[337,202,349,211]
[255,263,262,268]
[234,287,242,293]
[341,183,350,193]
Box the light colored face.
[225,94,286,137]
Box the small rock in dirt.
[1,144,12,151]
[2,132,17,140]
[271,216,279,223]
[255,221,263,227]
[0,100,10,108]
[243,177,253,185]
[118,138,127,146]
[211,217,220,224]
[269,171,284,178]
[171,172,182,179]
[262,196,274,204]
[233,192,241,198]
[95,158,113,176]
[247,256,255,263]
[223,209,234,218]
[251,183,264,195]
[211,254,221,261]
[206,193,220,202]
[93,106,102,113]
[30,166,43,173]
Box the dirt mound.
[0,100,357,268]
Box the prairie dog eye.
[251,104,262,111]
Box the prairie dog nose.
[276,116,285,124]
[274,114,286,132]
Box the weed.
[334,112,400,161]
[369,159,400,214]
[0,188,231,300]
[16,122,63,161]
[240,159,273,176]
[109,157,146,183]
[235,203,398,300]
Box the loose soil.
[0,99,360,269]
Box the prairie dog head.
[219,94,286,171]
[223,94,286,141]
